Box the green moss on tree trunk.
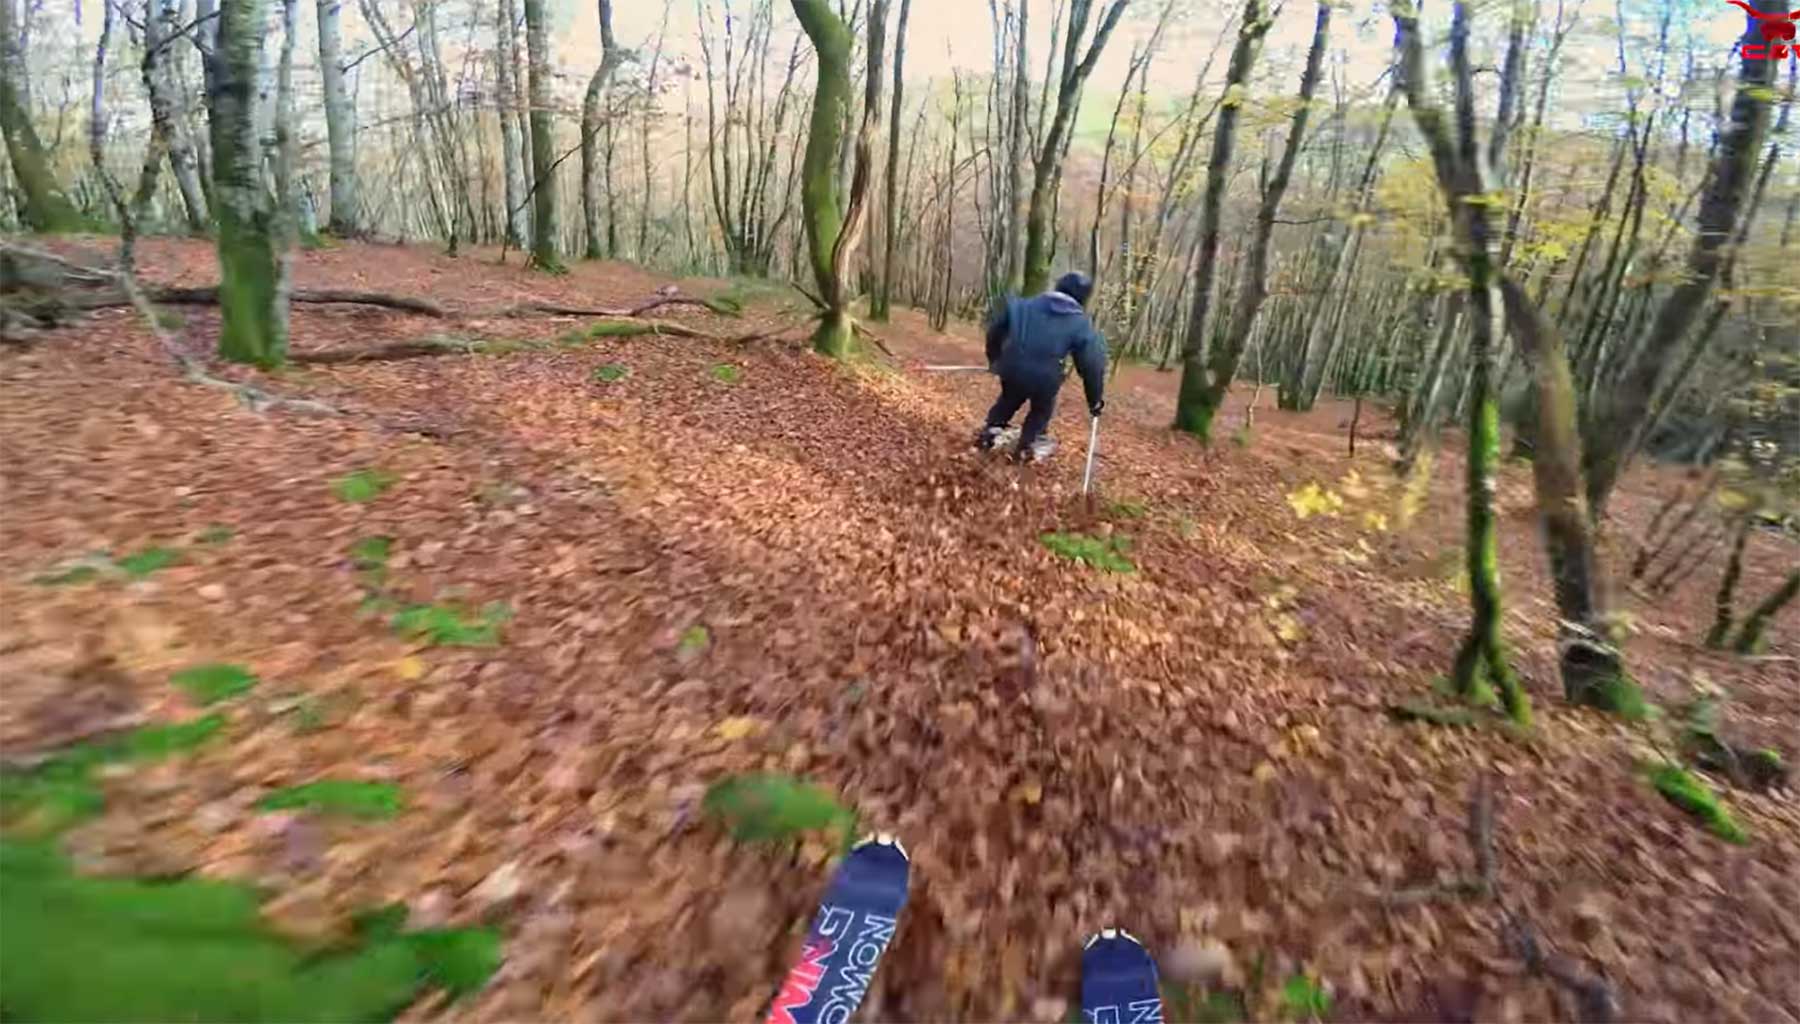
[1456,316,1530,728]
[1733,569,1799,654]
[793,0,851,305]
[812,307,853,360]
[0,0,84,234]
[210,0,286,369]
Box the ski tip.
[852,832,909,861]
[1083,926,1145,950]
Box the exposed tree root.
[1378,775,1621,1020]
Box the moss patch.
[0,715,225,835]
[1041,532,1136,573]
[1648,764,1748,844]
[257,780,405,820]
[703,773,856,848]
[171,663,260,705]
[0,841,498,1022]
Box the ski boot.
[1013,436,1058,464]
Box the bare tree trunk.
[793,0,887,357]
[1733,570,1800,655]
[1283,86,1398,411]
[1001,0,1029,295]
[1582,1,1782,517]
[1393,0,1530,724]
[1018,0,1129,297]
[0,0,82,232]
[495,0,527,248]
[581,0,625,261]
[1175,0,1326,442]
[1170,0,1269,434]
[638,1,672,260]
[524,0,562,271]
[931,72,965,331]
[209,0,286,367]
[1706,516,1752,648]
[141,0,210,234]
[316,0,357,236]
[871,0,911,321]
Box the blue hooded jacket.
[985,290,1108,408]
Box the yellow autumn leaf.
[713,716,763,741]
[1273,613,1305,643]
[1285,482,1344,520]
[1011,778,1044,805]
[1363,510,1390,532]
[392,656,427,681]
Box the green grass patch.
[1648,764,1748,844]
[33,563,102,586]
[116,546,181,579]
[592,363,630,383]
[1433,670,1500,710]
[257,780,405,820]
[1165,986,1245,1024]
[1040,532,1136,573]
[391,601,510,647]
[1104,498,1149,520]
[197,525,236,545]
[1281,974,1332,1020]
[1596,673,1652,721]
[330,469,397,504]
[677,624,710,658]
[584,320,655,339]
[703,773,856,848]
[154,308,186,330]
[0,715,226,834]
[709,363,742,384]
[0,840,498,1022]
[171,663,259,705]
[348,536,393,571]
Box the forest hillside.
[2,0,1797,1021]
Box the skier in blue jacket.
[975,271,1108,462]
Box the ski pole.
[1081,415,1101,496]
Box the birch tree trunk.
[209,0,287,367]
[524,0,563,271]
[142,0,210,234]
[496,0,527,248]
[1175,0,1326,442]
[1019,0,1129,296]
[0,0,82,232]
[316,0,357,236]
[1580,0,1783,516]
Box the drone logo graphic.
[1725,0,1799,59]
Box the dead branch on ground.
[1378,774,1621,1021]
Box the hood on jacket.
[1039,291,1086,315]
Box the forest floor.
[2,238,1797,1023]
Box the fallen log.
[61,286,452,317]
